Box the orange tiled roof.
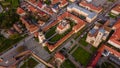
[13,24,22,33]
[20,17,38,33]
[28,5,37,12]
[51,0,59,4]
[57,24,64,30]
[88,44,120,68]
[55,52,65,61]
[59,0,68,7]
[109,19,120,46]
[113,19,120,29]
[79,1,102,13]
[16,7,25,15]
[112,4,120,12]
[98,45,120,57]
[34,32,39,37]
[110,27,120,45]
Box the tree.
[10,33,19,40]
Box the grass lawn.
[101,62,115,68]
[90,46,97,53]
[72,47,91,66]
[79,34,88,46]
[61,59,76,68]
[109,13,116,18]
[45,26,56,39]
[108,0,115,2]
[69,45,76,53]
[0,34,27,53]
[49,27,72,42]
[44,46,51,53]
[20,57,39,68]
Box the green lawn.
[108,0,115,2]
[101,62,115,68]
[20,57,39,68]
[79,34,88,46]
[5,0,19,7]
[90,46,97,53]
[61,59,76,68]
[0,34,27,53]
[72,47,91,66]
[109,13,116,18]
[45,26,56,39]
[69,45,76,53]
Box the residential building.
[16,7,26,16]
[54,52,65,66]
[51,0,68,8]
[69,0,76,2]
[88,44,120,68]
[38,20,45,26]
[79,1,103,13]
[56,20,70,34]
[20,17,39,34]
[67,3,97,23]
[111,4,120,15]
[108,19,120,49]
[13,24,22,34]
[86,23,111,47]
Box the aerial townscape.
[0,0,120,68]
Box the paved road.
[0,35,50,66]
[24,38,50,61]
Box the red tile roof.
[79,1,102,13]
[88,44,120,68]
[16,7,25,15]
[51,0,68,7]
[13,24,22,33]
[28,5,37,12]
[109,28,120,46]
[87,52,101,68]
[112,4,120,12]
[37,2,42,8]
[20,17,38,33]
[109,19,120,47]
[55,52,65,61]
[59,0,68,7]
[113,19,120,29]
[51,0,59,4]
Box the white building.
[67,3,97,23]
[56,20,70,34]
[111,4,120,15]
[86,23,111,47]
[38,32,46,46]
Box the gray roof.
[68,4,97,19]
